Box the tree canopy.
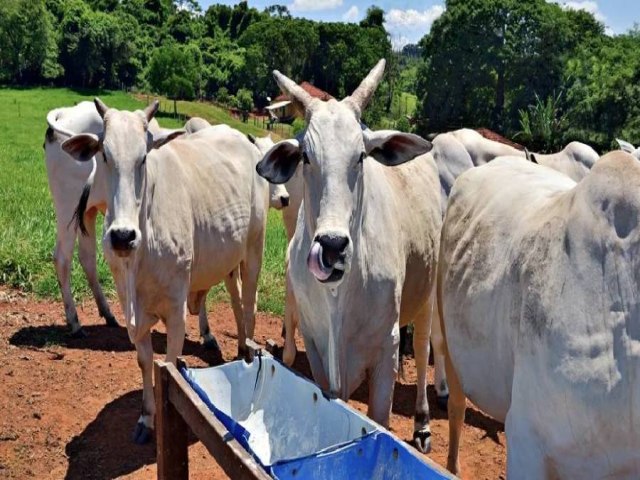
[415,0,638,151]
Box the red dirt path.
[0,288,506,479]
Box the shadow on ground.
[9,325,223,365]
[64,389,199,480]
[286,348,504,444]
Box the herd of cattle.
[42,59,640,478]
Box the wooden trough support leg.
[155,360,189,480]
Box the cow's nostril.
[280,196,290,207]
[316,234,349,254]
[110,229,136,251]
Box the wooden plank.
[155,361,189,480]
[164,361,271,480]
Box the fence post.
[155,361,189,480]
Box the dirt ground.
[0,287,506,479]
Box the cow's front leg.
[165,301,187,365]
[282,269,298,366]
[133,330,155,444]
[240,245,263,341]
[194,290,219,353]
[304,335,330,392]
[224,268,245,358]
[367,332,399,428]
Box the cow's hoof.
[437,394,449,411]
[132,422,153,444]
[103,313,118,327]
[413,430,432,454]
[68,327,87,339]
[203,337,220,352]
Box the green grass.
[0,87,288,316]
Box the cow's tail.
[69,158,96,236]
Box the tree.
[264,5,290,18]
[236,88,253,122]
[147,43,202,113]
[360,6,384,29]
[0,0,62,84]
[416,0,604,136]
[166,8,203,43]
[563,32,640,150]
[58,0,140,88]
[238,18,318,98]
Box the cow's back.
[533,141,599,182]
[440,152,640,474]
[138,126,260,295]
[451,128,524,165]
[440,157,577,420]
[431,133,474,216]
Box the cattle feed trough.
[154,342,456,479]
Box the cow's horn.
[94,98,109,119]
[273,70,313,115]
[144,100,160,122]
[345,59,386,117]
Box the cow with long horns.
[256,60,442,452]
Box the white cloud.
[342,5,359,23]
[289,0,342,12]
[384,6,445,49]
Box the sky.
[198,0,639,48]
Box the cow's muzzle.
[109,228,139,257]
[307,234,349,283]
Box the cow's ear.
[616,138,636,154]
[150,130,185,150]
[256,139,301,184]
[61,133,100,162]
[363,129,432,166]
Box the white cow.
[439,151,640,478]
[45,102,175,334]
[617,138,640,159]
[44,101,116,335]
[62,99,268,443]
[248,134,304,367]
[256,60,442,452]
[247,134,292,211]
[449,128,599,181]
[184,116,211,134]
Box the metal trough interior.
[184,356,377,466]
[183,355,454,479]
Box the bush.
[396,117,411,133]
[292,118,305,135]
[516,92,566,153]
[236,88,253,122]
[216,87,230,106]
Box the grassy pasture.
[0,87,288,315]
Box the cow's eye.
[302,151,310,165]
[141,155,147,166]
[358,152,366,164]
